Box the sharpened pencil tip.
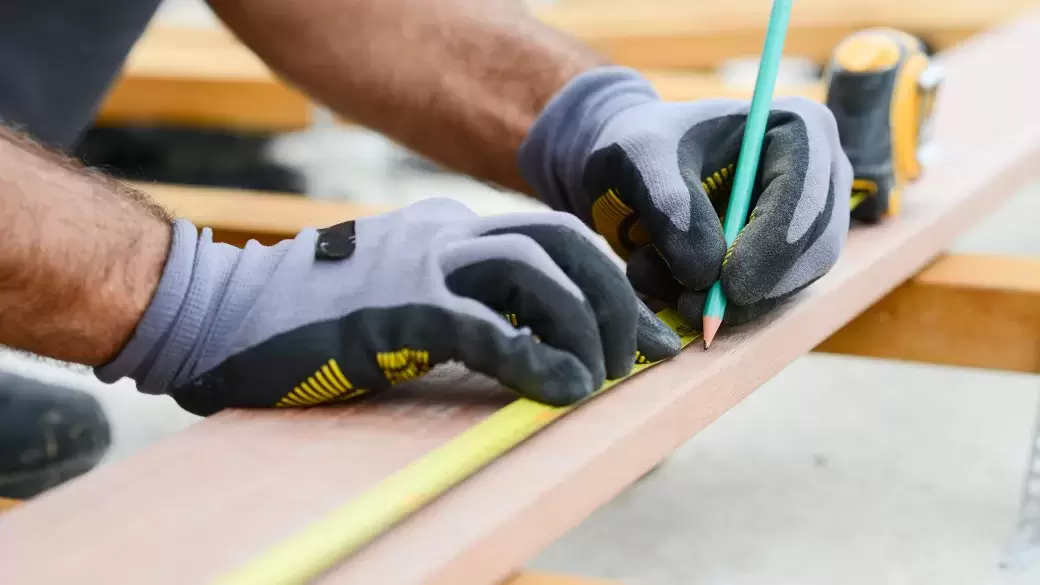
[702,316,722,349]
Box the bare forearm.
[209,0,607,194]
[0,128,171,365]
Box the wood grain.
[1,9,1038,585]
[816,254,1040,373]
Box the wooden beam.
[96,26,826,130]
[537,0,1036,69]
[816,254,1040,373]
[97,74,310,131]
[2,10,1038,585]
[96,26,312,131]
[136,182,388,247]
[96,1,1030,129]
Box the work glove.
[95,198,681,416]
[519,67,852,327]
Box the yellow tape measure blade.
[215,309,698,584]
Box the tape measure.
[214,310,700,584]
[824,27,944,223]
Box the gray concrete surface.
[7,1,1039,582]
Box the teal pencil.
[702,0,794,349]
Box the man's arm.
[207,0,607,194]
[0,127,170,365]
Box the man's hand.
[519,67,852,328]
[97,198,681,416]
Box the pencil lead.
[702,316,722,349]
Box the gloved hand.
[95,198,681,416]
[520,67,852,327]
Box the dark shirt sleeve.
[0,0,162,149]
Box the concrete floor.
[8,1,1040,582]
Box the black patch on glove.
[315,221,357,260]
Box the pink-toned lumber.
[2,10,1039,585]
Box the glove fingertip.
[602,305,637,380]
[605,354,636,380]
[636,302,682,362]
[534,360,597,406]
[677,291,707,332]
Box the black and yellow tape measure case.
[824,28,942,223]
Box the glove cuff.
[518,66,659,223]
[94,219,240,394]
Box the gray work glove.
[519,67,852,327]
[95,198,681,416]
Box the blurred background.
[9,0,1040,583]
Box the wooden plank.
[136,182,388,247]
[2,10,1038,585]
[96,1,1031,128]
[97,26,312,130]
[96,74,310,131]
[816,254,1040,373]
[538,0,1037,69]
[97,26,822,130]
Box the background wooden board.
[138,182,387,246]
[2,9,1038,585]
[96,26,312,130]
[97,27,823,131]
[816,254,1040,373]
[539,0,1037,69]
[99,0,1033,130]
